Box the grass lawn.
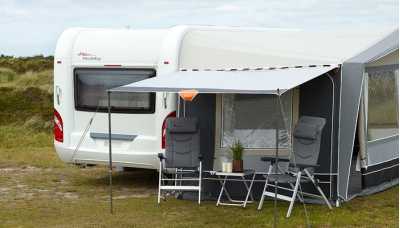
[0,126,398,227]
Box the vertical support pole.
[177,95,181,118]
[183,100,186,117]
[158,160,162,204]
[327,73,336,201]
[107,91,113,214]
[274,89,281,228]
[198,161,202,205]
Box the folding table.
[210,170,256,207]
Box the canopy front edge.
[109,65,338,94]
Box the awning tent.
[110,65,338,94]
[105,65,338,213]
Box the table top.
[208,169,254,177]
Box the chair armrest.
[261,156,290,164]
[289,163,319,169]
[158,153,165,161]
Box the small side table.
[211,170,256,207]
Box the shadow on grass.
[78,167,158,190]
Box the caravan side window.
[221,92,293,149]
[366,65,399,141]
[74,68,156,113]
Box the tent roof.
[179,27,397,70]
[110,65,338,95]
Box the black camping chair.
[257,116,332,217]
[157,117,203,204]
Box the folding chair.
[157,117,203,205]
[258,116,332,217]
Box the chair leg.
[286,171,301,218]
[158,161,162,204]
[304,169,332,209]
[243,173,256,208]
[258,166,273,210]
[217,176,227,206]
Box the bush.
[0,55,53,73]
[0,68,17,83]
[0,87,52,128]
[23,115,52,131]
[13,70,53,93]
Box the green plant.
[229,140,244,161]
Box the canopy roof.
[179,27,395,70]
[110,65,337,95]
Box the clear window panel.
[75,69,155,113]
[221,92,292,149]
[367,66,399,141]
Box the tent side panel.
[362,135,399,192]
[178,94,218,200]
[362,157,399,189]
[338,62,364,201]
[332,72,342,201]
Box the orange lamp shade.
[179,89,199,102]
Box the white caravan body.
[54,27,185,169]
[54,25,391,169]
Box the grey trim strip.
[367,157,399,167]
[73,158,154,168]
[368,134,399,145]
[362,164,399,175]
[90,132,137,141]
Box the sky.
[1,0,398,56]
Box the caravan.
[53,28,178,169]
[54,25,398,203]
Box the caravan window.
[74,69,156,113]
[366,65,399,141]
[221,92,293,149]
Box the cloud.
[215,4,242,12]
[0,0,397,56]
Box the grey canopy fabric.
[110,66,337,94]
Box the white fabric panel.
[180,29,393,70]
[367,136,399,166]
[111,66,337,94]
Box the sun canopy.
[110,65,337,95]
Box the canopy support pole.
[274,89,281,228]
[177,95,181,118]
[107,91,114,214]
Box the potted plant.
[229,140,244,172]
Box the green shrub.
[13,70,53,93]
[0,86,52,127]
[0,55,53,73]
[0,67,17,83]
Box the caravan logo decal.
[77,52,101,61]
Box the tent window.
[366,65,399,141]
[221,92,292,149]
[74,68,156,113]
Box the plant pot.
[232,160,243,173]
